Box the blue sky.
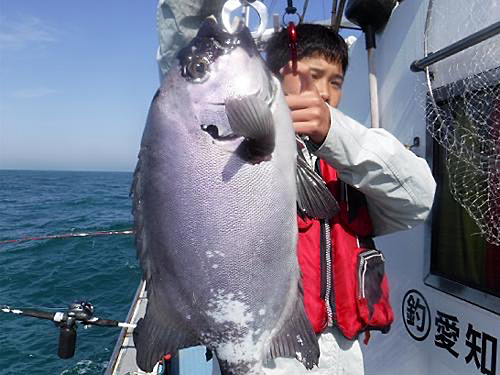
[0,1,351,172]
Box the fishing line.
[0,229,134,246]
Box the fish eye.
[186,57,210,81]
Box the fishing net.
[423,0,500,245]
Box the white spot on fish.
[259,309,265,316]
[206,291,273,374]
[186,315,191,320]
[212,264,219,269]
[206,251,214,258]
[296,351,303,362]
[208,292,251,324]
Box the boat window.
[427,70,500,312]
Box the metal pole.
[368,48,380,128]
[333,0,347,32]
[301,0,310,22]
[411,21,500,72]
[331,0,338,28]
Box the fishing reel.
[57,301,95,359]
[1,300,134,359]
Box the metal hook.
[221,0,269,38]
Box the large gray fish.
[131,19,327,374]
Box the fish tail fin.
[267,285,320,370]
[133,308,198,372]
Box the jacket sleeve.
[157,0,227,78]
[312,106,436,236]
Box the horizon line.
[0,167,134,173]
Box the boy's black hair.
[265,23,349,76]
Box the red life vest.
[297,160,393,338]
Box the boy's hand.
[280,61,331,145]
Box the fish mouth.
[177,18,258,83]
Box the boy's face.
[281,55,344,108]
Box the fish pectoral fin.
[296,153,340,219]
[225,95,275,163]
[133,314,198,372]
[267,284,320,370]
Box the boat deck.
[105,280,149,375]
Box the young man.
[262,24,436,374]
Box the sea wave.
[0,170,141,375]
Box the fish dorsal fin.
[267,283,320,370]
[225,95,275,163]
[296,151,340,219]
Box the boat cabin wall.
[339,1,500,374]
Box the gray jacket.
[315,105,435,236]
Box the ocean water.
[0,170,141,375]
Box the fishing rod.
[0,229,134,246]
[332,0,347,32]
[1,301,136,359]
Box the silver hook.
[221,0,269,38]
